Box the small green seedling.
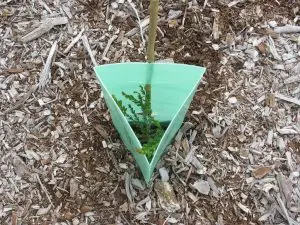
[112,84,167,161]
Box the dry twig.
[21,17,68,43]
[39,41,58,89]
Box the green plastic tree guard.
[94,62,206,184]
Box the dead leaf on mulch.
[11,211,17,225]
[252,167,272,179]
[65,211,75,220]
[80,206,94,213]
[94,124,109,139]
[7,68,25,73]
[257,42,268,55]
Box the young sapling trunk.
[112,0,164,161]
[145,0,159,114]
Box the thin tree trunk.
[146,0,159,63]
[145,0,159,117]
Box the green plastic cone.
[94,62,206,183]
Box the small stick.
[181,6,187,28]
[35,174,54,208]
[125,17,150,37]
[81,34,97,66]
[228,0,245,7]
[21,17,68,43]
[127,0,145,46]
[63,28,84,54]
[102,35,118,61]
[39,41,58,89]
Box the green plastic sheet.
[94,62,206,183]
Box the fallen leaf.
[252,167,272,179]
[80,206,94,213]
[65,211,74,220]
[11,211,17,225]
[8,68,24,73]
[94,124,109,139]
[257,42,268,55]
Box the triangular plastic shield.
[94,62,206,183]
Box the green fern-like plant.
[112,85,164,161]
